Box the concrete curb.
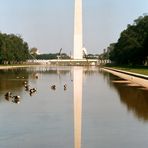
[104,67,148,79]
[0,65,44,70]
[102,67,148,88]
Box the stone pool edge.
[102,67,148,88]
[0,65,43,69]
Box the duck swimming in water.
[5,92,12,101]
[4,92,21,104]
[24,84,30,91]
[64,84,67,90]
[29,88,37,96]
[12,96,20,104]
[30,88,37,93]
[51,85,56,90]
[5,92,12,98]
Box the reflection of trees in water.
[26,66,71,75]
[28,66,106,76]
[0,67,71,90]
[99,70,122,89]
[45,70,70,75]
[0,68,30,102]
[102,70,148,122]
[0,69,29,91]
[83,69,100,76]
[0,67,71,103]
[113,83,148,122]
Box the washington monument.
[73,0,83,59]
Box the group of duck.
[4,74,68,104]
[5,92,21,104]
[24,81,37,96]
[51,84,67,91]
[4,73,38,104]
[4,80,37,104]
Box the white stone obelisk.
[73,0,83,59]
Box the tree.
[0,32,30,64]
[109,15,148,65]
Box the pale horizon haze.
[0,0,148,54]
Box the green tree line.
[0,32,29,64]
[109,15,148,65]
[36,53,70,59]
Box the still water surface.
[0,66,148,148]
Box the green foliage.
[36,53,57,59]
[0,32,29,64]
[111,66,148,75]
[109,15,148,65]
[85,54,98,59]
[36,53,70,60]
[30,47,38,57]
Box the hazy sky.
[0,0,148,54]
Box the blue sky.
[0,0,148,54]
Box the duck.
[12,96,20,104]
[64,84,67,90]
[51,85,56,90]
[28,87,37,96]
[24,84,30,91]
[5,92,12,98]
[5,92,12,101]
[29,88,37,93]
[13,95,20,99]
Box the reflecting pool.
[0,66,148,148]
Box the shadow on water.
[101,70,148,122]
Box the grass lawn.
[111,66,148,76]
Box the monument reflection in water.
[73,67,83,148]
